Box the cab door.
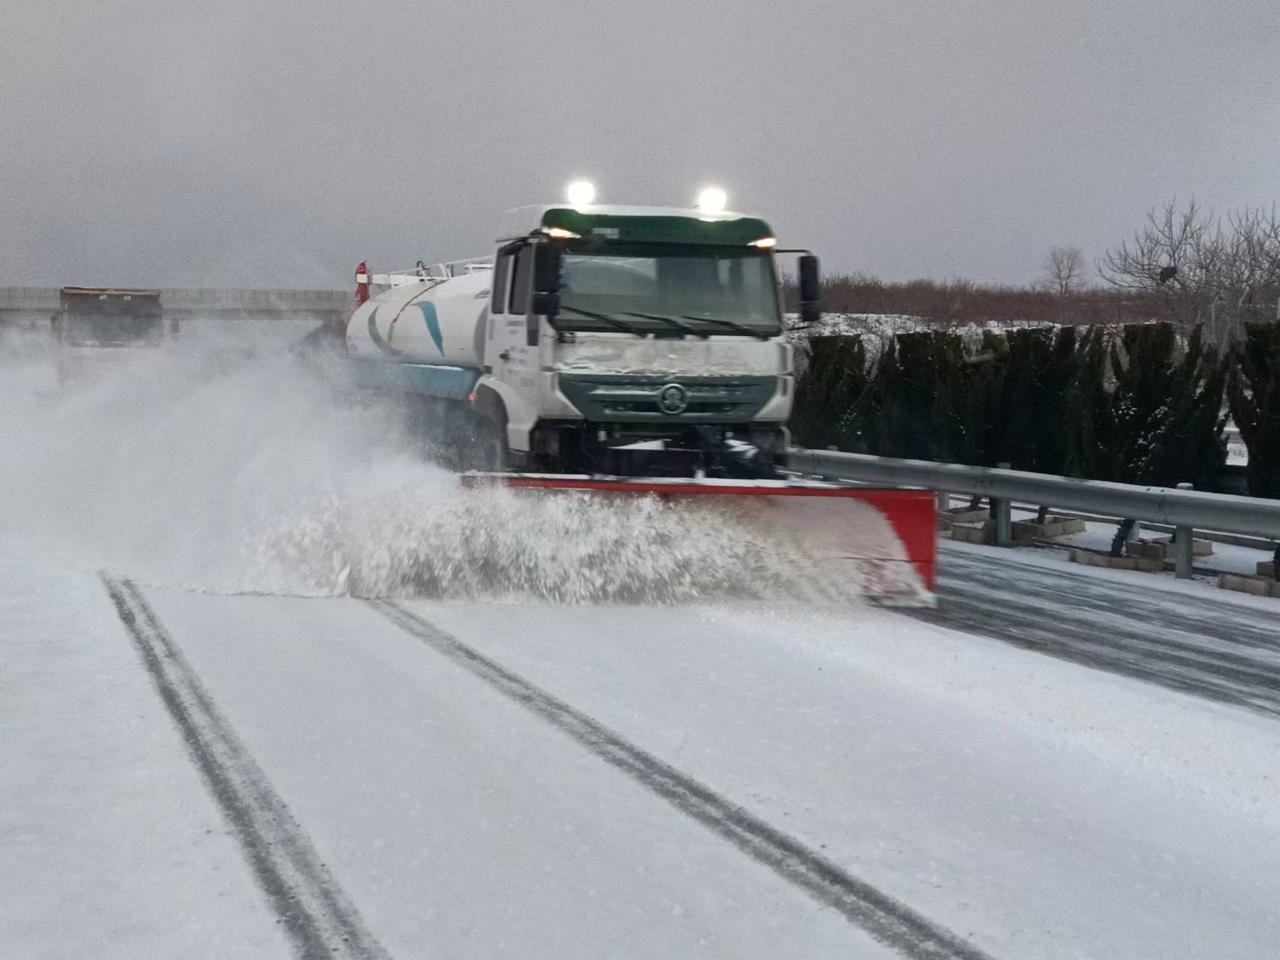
[487,244,514,379]
[490,242,536,391]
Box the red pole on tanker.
[355,261,370,305]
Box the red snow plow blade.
[463,474,937,606]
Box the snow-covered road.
[920,543,1280,716]
[10,542,1280,959]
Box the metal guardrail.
[787,448,1280,578]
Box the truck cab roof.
[498,205,776,248]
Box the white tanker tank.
[346,265,491,369]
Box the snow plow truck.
[337,184,937,603]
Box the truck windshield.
[558,245,781,336]
[64,305,163,346]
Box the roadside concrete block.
[1219,573,1280,598]
[1071,550,1161,573]
[951,524,993,545]
[1150,536,1214,557]
[1013,518,1081,541]
[946,510,990,524]
[1126,541,1164,560]
[1071,550,1107,568]
[1128,538,1213,561]
[1246,578,1274,597]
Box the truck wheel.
[471,416,510,472]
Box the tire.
[469,415,510,472]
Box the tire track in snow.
[371,599,997,960]
[103,575,393,960]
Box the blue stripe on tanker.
[416,302,445,354]
[366,301,445,357]
[348,358,479,400]
[366,310,403,356]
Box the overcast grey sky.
[2,0,1276,288]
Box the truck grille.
[558,374,776,424]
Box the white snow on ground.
[139,588,899,960]
[126,585,1280,960]
[0,538,290,959]
[12,526,1280,957]
[404,598,1280,960]
[1226,423,1249,466]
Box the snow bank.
[786,312,1059,340]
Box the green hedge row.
[791,322,1280,497]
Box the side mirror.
[532,242,562,319]
[529,242,563,345]
[798,254,821,325]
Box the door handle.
[498,350,512,361]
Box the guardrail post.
[992,462,1013,546]
[821,446,839,482]
[1174,483,1195,579]
[1111,518,1135,557]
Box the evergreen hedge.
[1228,324,1280,499]
[791,322,1244,494]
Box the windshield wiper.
[560,304,774,340]
[558,305,648,336]
[619,311,703,336]
[678,314,774,340]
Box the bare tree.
[1221,206,1280,326]
[1044,246,1085,298]
[1098,198,1280,343]
[1098,198,1216,328]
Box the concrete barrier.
[0,286,349,329]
